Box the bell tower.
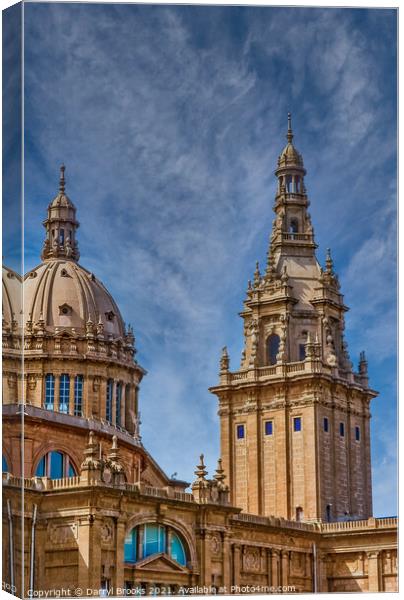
[210,115,376,522]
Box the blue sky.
[7,3,398,515]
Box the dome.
[276,113,305,173]
[278,141,304,168]
[2,265,22,329]
[24,259,126,339]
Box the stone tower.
[210,115,376,523]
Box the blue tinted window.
[50,451,64,479]
[143,524,165,558]
[45,374,55,410]
[299,344,306,361]
[237,425,245,439]
[170,532,186,566]
[35,456,46,477]
[293,417,301,432]
[267,334,280,366]
[355,426,360,441]
[59,374,70,413]
[74,375,83,416]
[2,455,9,473]
[340,422,345,437]
[68,463,76,477]
[265,421,273,436]
[124,529,137,563]
[106,379,113,422]
[116,382,122,426]
[323,417,329,432]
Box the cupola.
[41,165,80,262]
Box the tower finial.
[59,164,66,193]
[287,112,293,143]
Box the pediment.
[134,553,188,573]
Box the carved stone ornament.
[93,376,101,392]
[101,520,114,544]
[243,548,260,572]
[210,534,221,555]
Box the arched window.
[286,175,293,193]
[2,455,9,473]
[116,382,122,426]
[45,374,55,410]
[106,379,113,423]
[124,524,188,567]
[170,531,186,566]
[267,334,280,366]
[35,451,76,479]
[59,374,70,413]
[289,218,299,234]
[326,504,332,522]
[295,175,300,193]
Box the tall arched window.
[106,379,113,423]
[116,382,122,426]
[45,374,55,410]
[296,507,304,522]
[267,334,280,366]
[326,504,332,522]
[35,451,76,479]
[59,374,70,413]
[124,523,188,567]
[74,375,83,416]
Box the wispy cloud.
[18,4,397,513]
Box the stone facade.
[2,119,397,597]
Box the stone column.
[232,544,241,589]
[69,373,75,415]
[203,531,212,587]
[222,533,231,592]
[120,385,125,429]
[305,552,312,592]
[34,523,47,592]
[138,525,144,560]
[112,381,117,425]
[271,549,280,587]
[54,375,60,411]
[266,549,272,587]
[114,518,126,591]
[367,551,380,592]
[77,515,102,591]
[281,550,289,587]
[100,377,107,420]
[317,552,329,593]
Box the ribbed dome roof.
[276,113,305,172]
[2,265,22,329]
[278,141,304,167]
[24,259,126,339]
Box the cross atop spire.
[287,112,293,143]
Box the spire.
[287,112,293,143]
[41,165,80,263]
[59,164,66,193]
[325,248,334,274]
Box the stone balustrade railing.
[223,361,367,388]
